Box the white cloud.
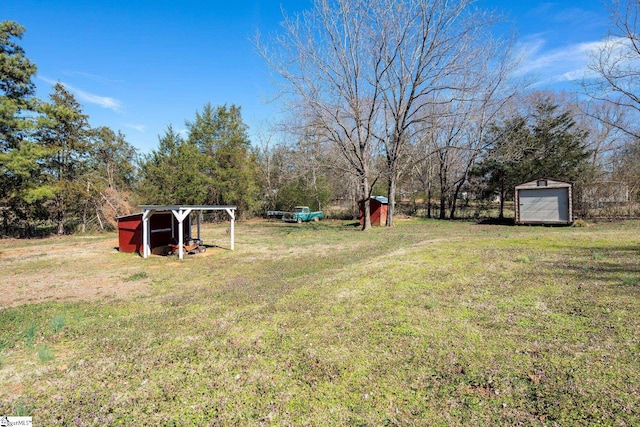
[125,123,147,132]
[38,76,122,112]
[514,36,602,87]
[515,36,638,89]
[62,71,123,84]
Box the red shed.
[359,196,389,226]
[116,213,143,253]
[116,205,237,260]
[116,212,191,254]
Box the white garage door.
[519,188,569,223]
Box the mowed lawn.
[0,219,638,425]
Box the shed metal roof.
[515,179,572,190]
[139,205,236,211]
[371,196,389,204]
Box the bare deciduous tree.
[577,99,632,173]
[372,0,512,225]
[586,0,640,138]
[258,0,387,229]
[259,0,519,227]
[408,34,520,219]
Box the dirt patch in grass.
[1,237,152,308]
[3,275,150,308]
[1,226,241,308]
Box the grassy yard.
[0,219,638,425]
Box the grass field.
[0,219,638,425]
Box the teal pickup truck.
[282,206,324,223]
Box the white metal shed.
[514,179,573,225]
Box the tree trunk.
[312,167,321,211]
[386,174,397,227]
[439,194,447,219]
[438,155,448,219]
[25,221,31,238]
[56,197,64,235]
[449,188,460,219]
[96,208,104,230]
[498,179,505,219]
[361,176,372,231]
[439,170,447,220]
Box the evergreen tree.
[137,126,210,205]
[138,104,261,217]
[187,104,261,218]
[473,116,531,218]
[477,96,592,217]
[524,100,591,181]
[0,21,37,150]
[37,83,93,234]
[0,21,45,234]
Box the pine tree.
[0,21,37,150]
[37,83,93,234]
[138,104,261,217]
[187,104,260,218]
[137,125,210,205]
[0,21,43,235]
[477,96,592,217]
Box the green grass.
[22,323,36,348]
[124,271,148,282]
[37,344,55,362]
[0,219,638,425]
[50,315,66,333]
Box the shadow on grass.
[476,217,515,226]
[344,221,361,227]
[540,244,640,292]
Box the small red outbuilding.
[116,212,190,254]
[116,205,236,260]
[359,196,389,226]
[116,213,143,254]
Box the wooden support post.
[225,208,235,251]
[172,209,192,260]
[197,211,201,241]
[142,209,154,258]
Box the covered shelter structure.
[117,205,236,260]
[140,205,236,260]
[515,179,573,225]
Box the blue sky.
[5,0,610,154]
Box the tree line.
[2,0,639,236]
[257,0,639,228]
[1,21,264,236]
